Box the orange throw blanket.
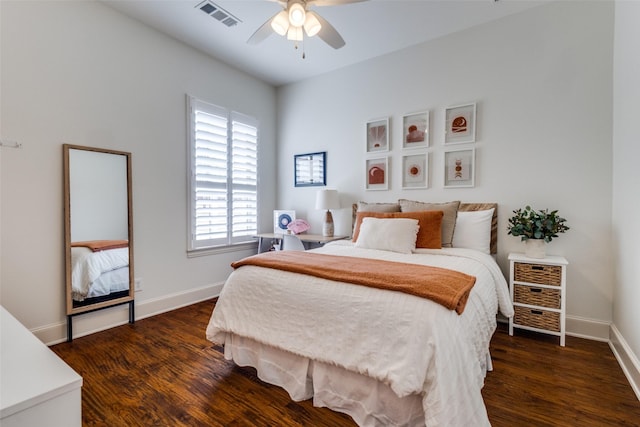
[231,251,476,314]
[71,239,128,252]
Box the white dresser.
[1,306,83,427]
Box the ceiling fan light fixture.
[247,0,347,52]
[288,3,306,27]
[287,26,303,41]
[271,10,290,35]
[303,13,322,37]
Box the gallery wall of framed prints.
[364,101,478,191]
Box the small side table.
[254,233,349,253]
[508,252,568,346]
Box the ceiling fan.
[248,0,366,51]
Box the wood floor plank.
[484,325,640,426]
[51,299,640,426]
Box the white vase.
[525,239,546,259]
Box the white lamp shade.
[271,10,289,35]
[288,3,306,27]
[304,12,322,37]
[315,189,340,210]
[287,26,303,41]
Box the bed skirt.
[221,333,426,427]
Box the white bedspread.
[207,241,513,426]
[71,246,129,300]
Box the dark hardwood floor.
[485,326,640,426]
[51,299,640,426]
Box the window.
[187,96,258,251]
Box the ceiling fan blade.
[310,11,345,49]
[308,0,368,6]
[247,14,277,45]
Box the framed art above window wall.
[294,152,326,187]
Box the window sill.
[187,241,257,258]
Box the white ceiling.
[101,0,547,87]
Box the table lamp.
[315,189,340,237]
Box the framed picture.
[366,118,389,153]
[402,153,428,189]
[273,210,296,233]
[402,111,429,149]
[444,148,475,188]
[444,103,476,144]
[294,151,326,187]
[365,157,389,190]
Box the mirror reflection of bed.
[64,144,134,341]
[70,239,130,307]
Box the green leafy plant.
[507,206,569,243]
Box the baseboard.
[565,314,610,342]
[134,282,223,321]
[609,324,640,401]
[33,283,224,346]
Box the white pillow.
[452,208,495,254]
[355,217,419,254]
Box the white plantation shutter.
[188,97,258,250]
[230,112,258,242]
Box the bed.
[206,201,514,426]
[70,240,130,303]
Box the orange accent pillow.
[352,211,443,249]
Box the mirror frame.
[63,144,134,337]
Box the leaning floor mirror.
[63,144,134,341]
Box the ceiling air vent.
[196,1,241,27]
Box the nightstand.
[508,252,568,346]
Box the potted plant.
[507,206,569,258]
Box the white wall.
[611,0,640,396]
[277,1,614,338]
[0,0,277,341]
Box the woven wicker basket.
[514,284,560,309]
[514,306,560,332]
[514,262,561,286]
